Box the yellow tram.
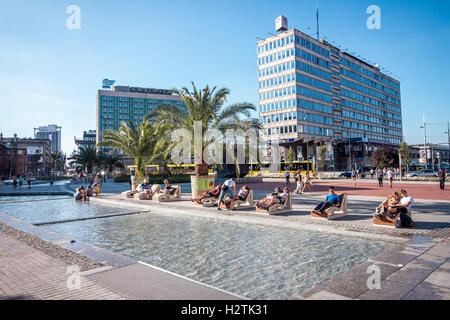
[248,161,314,176]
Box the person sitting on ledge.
[74,186,88,201]
[93,184,100,196]
[192,184,221,204]
[312,186,341,214]
[397,189,415,227]
[86,185,94,198]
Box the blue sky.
[0,0,449,153]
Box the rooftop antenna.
[316,0,320,40]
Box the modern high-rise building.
[257,17,403,170]
[96,85,185,145]
[34,124,62,153]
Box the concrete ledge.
[0,192,73,196]
[0,213,135,269]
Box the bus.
[248,161,314,176]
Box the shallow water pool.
[0,196,135,224]
[1,196,397,299]
[47,212,396,299]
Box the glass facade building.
[96,86,185,145]
[257,28,402,169]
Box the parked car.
[407,169,438,178]
[339,171,352,178]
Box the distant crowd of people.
[72,171,106,185]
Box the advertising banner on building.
[27,147,43,155]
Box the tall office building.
[96,85,185,145]
[257,17,403,170]
[34,124,62,153]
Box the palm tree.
[150,82,256,176]
[97,116,167,177]
[103,154,124,173]
[50,151,65,173]
[68,145,101,174]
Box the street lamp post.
[421,115,428,170]
[421,119,450,169]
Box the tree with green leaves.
[286,147,295,169]
[97,115,168,177]
[50,151,65,173]
[103,154,124,173]
[150,82,256,177]
[398,142,411,174]
[317,143,326,172]
[68,145,101,174]
[372,146,398,169]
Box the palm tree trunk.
[195,162,209,176]
[135,156,144,178]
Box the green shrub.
[114,174,131,183]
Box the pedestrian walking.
[387,168,395,188]
[27,176,31,189]
[370,168,375,179]
[285,169,290,185]
[351,169,357,187]
[302,172,313,193]
[376,168,383,187]
[438,168,447,190]
[12,176,17,190]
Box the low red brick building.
[0,134,51,178]
[0,142,27,179]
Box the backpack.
[222,183,229,192]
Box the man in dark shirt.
[438,168,447,190]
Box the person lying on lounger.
[161,180,177,195]
[191,184,222,204]
[375,191,400,218]
[257,187,289,210]
[256,187,281,209]
[225,185,250,210]
[375,190,415,228]
[312,186,341,214]
[136,179,153,198]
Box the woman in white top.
[302,173,313,193]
